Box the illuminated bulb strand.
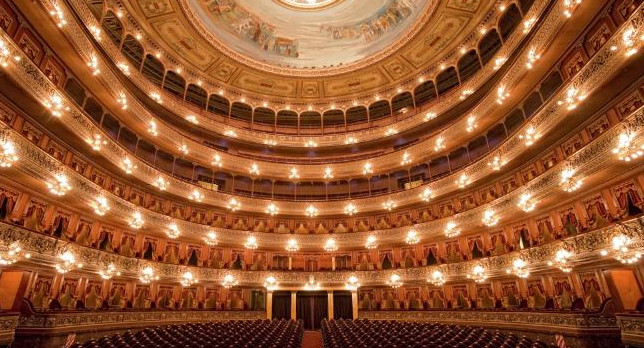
[99,264,121,280]
[323,167,334,179]
[496,86,509,104]
[548,248,573,273]
[189,189,204,202]
[87,54,100,75]
[517,193,536,212]
[363,162,373,175]
[455,173,470,188]
[482,210,499,227]
[245,235,258,249]
[467,264,488,283]
[88,134,107,151]
[0,241,30,266]
[227,198,241,211]
[286,239,299,252]
[612,129,644,161]
[122,157,137,174]
[166,223,180,239]
[49,4,67,28]
[264,276,278,291]
[289,167,300,180]
[153,176,168,190]
[444,222,461,238]
[563,0,582,18]
[466,116,477,132]
[265,202,279,216]
[600,234,643,264]
[420,188,433,202]
[148,120,158,136]
[401,152,412,165]
[519,126,539,146]
[344,203,357,216]
[560,167,582,193]
[204,231,218,246]
[365,235,378,249]
[0,139,18,168]
[387,274,403,288]
[55,251,82,274]
[139,267,159,284]
[428,270,446,286]
[181,271,198,287]
[345,276,360,291]
[487,155,506,171]
[324,238,338,252]
[434,137,446,152]
[211,154,223,167]
[506,258,530,278]
[526,48,540,69]
[222,274,238,288]
[92,196,110,216]
[382,200,396,211]
[44,95,70,117]
[305,205,318,217]
[129,211,144,229]
[47,174,71,196]
[117,93,128,109]
[557,87,586,110]
[406,229,420,245]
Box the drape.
[333,291,353,320]
[272,291,291,320]
[296,291,328,330]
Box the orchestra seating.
[321,319,557,348]
[69,319,303,348]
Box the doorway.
[296,291,328,330]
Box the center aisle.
[302,331,324,348]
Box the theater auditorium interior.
[0,0,643,347]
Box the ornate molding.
[616,313,644,347]
[1,218,642,285]
[16,309,264,331]
[0,313,19,345]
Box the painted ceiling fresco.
[189,0,430,69]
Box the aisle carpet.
[302,331,323,348]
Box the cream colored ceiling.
[126,0,492,99]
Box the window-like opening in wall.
[457,50,482,83]
[230,102,253,122]
[346,106,368,124]
[277,110,298,127]
[101,11,123,47]
[436,67,459,94]
[121,35,144,68]
[64,78,87,106]
[207,94,230,117]
[540,70,564,100]
[430,156,450,178]
[174,158,194,181]
[254,107,276,125]
[300,111,322,128]
[118,127,138,153]
[163,70,186,99]
[83,98,103,123]
[414,80,437,107]
[101,113,120,139]
[449,147,469,171]
[468,136,488,160]
[185,84,207,109]
[84,0,104,21]
[392,92,414,115]
[369,100,390,120]
[504,109,525,134]
[323,110,345,127]
[487,123,507,149]
[141,54,165,87]
[478,29,502,65]
[522,91,542,118]
[137,140,156,164]
[499,4,522,41]
[155,150,174,174]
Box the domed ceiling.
[188,0,430,69]
[128,0,491,99]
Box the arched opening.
[163,70,186,99]
[230,102,253,122]
[414,80,437,107]
[436,67,459,94]
[207,94,230,117]
[141,54,165,86]
[457,50,482,83]
[391,92,414,115]
[101,10,123,47]
[499,4,522,41]
[185,84,207,109]
[478,29,502,66]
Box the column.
[290,291,297,320]
[332,255,336,271]
[327,290,334,320]
[288,256,292,270]
[266,291,273,319]
[351,291,359,320]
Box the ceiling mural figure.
[191,0,428,68]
